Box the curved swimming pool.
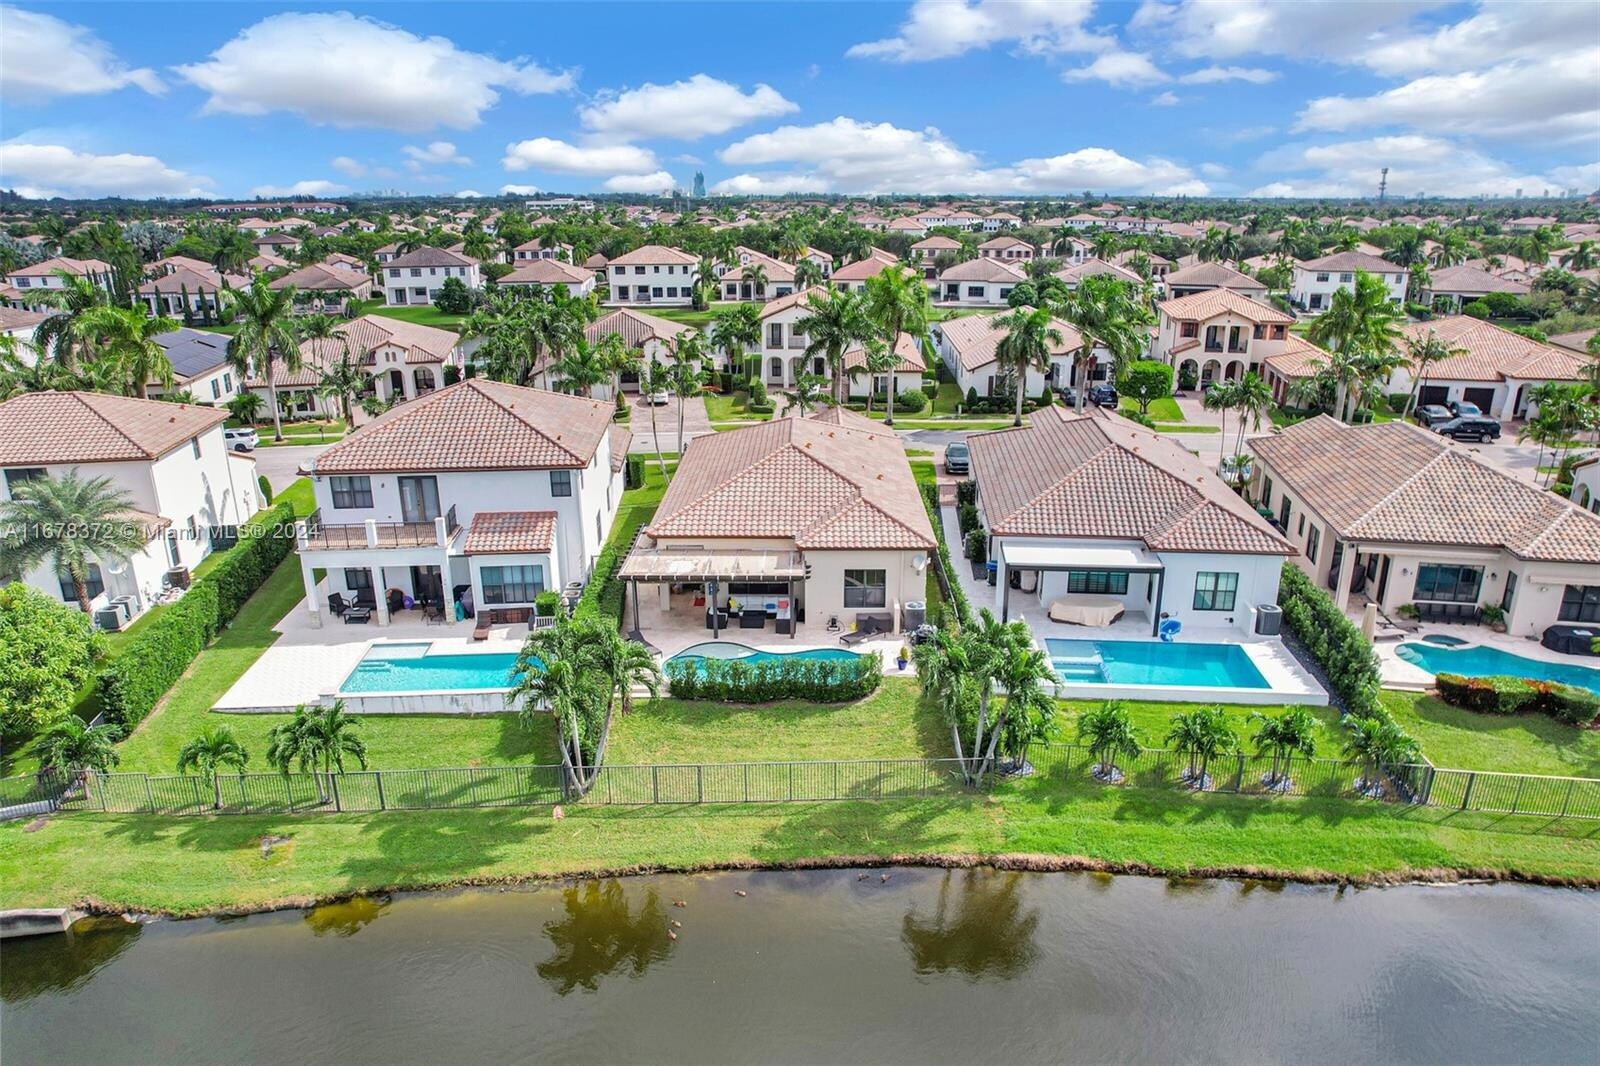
[665,641,864,670]
[1396,641,1600,695]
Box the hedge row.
[96,500,298,730]
[576,503,655,626]
[1435,673,1599,726]
[665,653,881,703]
[1276,563,1384,720]
[919,482,973,630]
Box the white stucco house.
[1290,252,1407,313]
[1386,316,1588,420]
[934,309,1089,398]
[1152,287,1298,387]
[250,314,463,417]
[3,257,114,312]
[381,247,481,306]
[936,258,1027,306]
[606,245,700,307]
[497,259,597,299]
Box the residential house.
[1570,454,1600,515]
[934,308,1087,398]
[251,232,302,256]
[581,307,697,384]
[1505,216,1557,233]
[251,314,462,417]
[295,379,629,627]
[1386,316,1588,419]
[802,247,834,279]
[1163,261,1268,301]
[606,245,700,307]
[498,259,597,299]
[0,391,259,622]
[0,306,49,366]
[1248,416,1600,634]
[720,250,795,301]
[269,263,374,314]
[1152,288,1296,387]
[1420,265,1531,313]
[3,257,114,311]
[886,217,927,238]
[619,407,936,640]
[1290,252,1407,312]
[511,238,573,263]
[910,235,961,278]
[148,327,239,405]
[936,259,1027,306]
[977,235,1036,264]
[982,211,1022,232]
[841,332,927,401]
[137,263,249,318]
[381,247,481,306]
[828,250,899,294]
[1051,257,1143,290]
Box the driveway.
[628,394,712,454]
[249,443,331,494]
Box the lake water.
[3,870,1596,1065]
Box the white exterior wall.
[1571,462,1600,514]
[383,261,482,306]
[606,262,699,306]
[1290,265,1406,312]
[1153,310,1290,376]
[937,278,1017,306]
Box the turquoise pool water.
[1045,639,1270,689]
[1396,642,1600,695]
[340,642,524,694]
[665,641,864,671]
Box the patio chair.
[327,592,349,617]
[839,617,883,646]
[423,601,445,625]
[353,588,377,611]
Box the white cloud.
[176,12,573,131]
[1248,135,1580,198]
[1007,148,1209,195]
[1129,0,1442,64]
[849,0,1108,61]
[250,178,348,197]
[503,137,658,175]
[456,190,483,198]
[500,183,541,195]
[710,172,829,195]
[1178,65,1277,84]
[1198,162,1229,178]
[1296,50,1600,142]
[602,171,676,193]
[1353,1,1596,76]
[330,155,366,178]
[1063,50,1169,87]
[403,141,472,166]
[579,75,798,141]
[1150,91,1181,107]
[0,6,164,102]
[0,143,211,198]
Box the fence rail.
[8,745,1598,821]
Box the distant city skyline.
[1,2,1595,202]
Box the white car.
[642,389,670,406]
[224,427,260,452]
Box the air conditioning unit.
[165,566,192,589]
[1255,604,1283,636]
[94,606,124,631]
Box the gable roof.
[911,235,961,251]
[841,332,927,374]
[935,310,1082,372]
[830,254,899,283]
[978,235,1033,250]
[608,244,699,266]
[757,285,829,320]
[386,246,478,269]
[1249,416,1600,562]
[269,263,371,292]
[585,307,695,348]
[1164,261,1266,291]
[648,408,935,550]
[1298,251,1398,273]
[1053,258,1143,285]
[9,256,110,278]
[1157,287,1294,324]
[312,379,614,474]
[938,258,1026,283]
[0,390,226,465]
[500,260,593,287]
[968,406,1293,554]
[1397,316,1586,383]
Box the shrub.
[894,387,928,413]
[0,583,101,738]
[919,482,972,629]
[965,528,987,562]
[1385,393,1409,414]
[955,480,977,507]
[625,453,645,489]
[747,400,776,415]
[748,378,769,406]
[1177,365,1198,391]
[665,651,881,703]
[433,277,472,314]
[201,500,297,627]
[257,474,274,505]
[443,364,461,386]
[965,386,979,411]
[921,380,939,400]
[1276,563,1383,720]
[534,590,561,617]
[1117,360,1174,411]
[97,582,219,730]
[957,502,980,537]
[1435,673,1600,725]
[1123,409,1156,429]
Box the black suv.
[1414,403,1453,427]
[1088,384,1119,408]
[1435,416,1501,442]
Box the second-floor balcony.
[298,504,459,552]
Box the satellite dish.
[911,552,928,571]
[104,559,127,576]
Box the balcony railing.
[298,504,459,551]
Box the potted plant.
[896,645,910,671]
[1481,604,1507,633]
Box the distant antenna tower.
[1378,167,1389,203]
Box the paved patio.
[1350,604,1597,691]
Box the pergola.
[617,545,809,639]
[997,542,1167,636]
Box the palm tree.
[589,628,663,718]
[34,272,110,369]
[265,700,369,803]
[1560,241,1597,271]
[1091,231,1119,260]
[1077,701,1141,782]
[709,303,761,383]
[73,306,180,398]
[0,471,152,612]
[1164,705,1235,788]
[1203,377,1241,460]
[1307,271,1399,422]
[591,331,636,402]
[742,262,770,300]
[1406,261,1431,304]
[863,264,935,427]
[226,391,265,425]
[507,616,627,796]
[525,292,593,388]
[638,359,670,480]
[0,334,80,398]
[212,230,254,275]
[33,716,122,775]
[857,338,901,416]
[664,330,705,456]
[317,347,367,430]
[798,285,877,407]
[1057,274,1152,412]
[1228,372,1274,483]
[1341,716,1419,796]
[551,341,611,397]
[1249,708,1319,790]
[994,306,1063,427]
[176,725,250,810]
[224,276,302,442]
[793,257,825,290]
[1399,330,1468,418]
[783,371,829,415]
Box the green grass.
[1122,396,1184,421]
[640,305,728,330]
[702,391,772,423]
[364,305,468,331]
[273,478,316,517]
[908,458,937,489]
[1381,691,1600,778]
[1155,423,1221,434]
[926,381,965,414]
[1054,700,1344,749]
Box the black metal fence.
[7,746,1598,820]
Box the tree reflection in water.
[304,894,391,937]
[0,917,143,1003]
[537,879,672,994]
[901,869,1040,980]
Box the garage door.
[1463,387,1495,411]
[1418,385,1448,406]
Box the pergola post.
[1151,569,1166,637]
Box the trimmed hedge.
[1277,563,1383,719]
[576,503,656,625]
[919,482,972,629]
[203,500,297,626]
[665,652,881,703]
[624,454,645,489]
[1435,673,1600,726]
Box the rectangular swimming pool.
[1045,639,1270,690]
[340,642,523,694]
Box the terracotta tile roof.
[258,315,460,387]
[608,244,699,266]
[1548,328,1597,354]
[1397,316,1585,383]
[312,379,614,473]
[841,332,927,373]
[269,264,371,292]
[1260,334,1327,380]
[138,265,250,295]
[9,256,110,278]
[968,407,1292,554]
[1250,416,1600,561]
[608,426,632,472]
[386,247,479,269]
[464,511,557,555]
[647,409,935,550]
[1053,258,1143,285]
[757,285,829,320]
[939,259,1027,283]
[0,306,49,331]
[1297,251,1398,273]
[0,391,226,465]
[586,307,696,348]
[500,260,593,287]
[829,255,898,283]
[1158,287,1293,325]
[936,311,1082,373]
[1164,261,1266,291]
[1425,265,1530,296]
[721,259,796,284]
[978,235,1033,250]
[887,218,925,231]
[911,236,961,250]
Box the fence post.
[743,763,749,804]
[652,765,659,805]
[1422,765,1436,806]
[144,773,155,813]
[422,769,432,810]
[238,773,249,815]
[376,771,386,811]
[1233,753,1246,793]
[331,772,342,813]
[1560,778,1575,818]
[1510,774,1525,815]
[696,764,704,805]
[1460,771,1476,811]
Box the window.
[614,266,626,277]
[58,563,103,602]
[1305,523,1320,563]
[329,475,373,509]
[1339,273,1353,283]
[191,437,201,459]
[343,568,372,593]
[1066,571,1129,595]
[1252,324,1266,339]
[768,323,784,348]
[966,285,984,298]
[481,564,545,605]
[15,277,29,288]
[1179,321,1197,338]
[652,287,663,298]
[1414,564,1482,603]
[1315,273,1329,283]
[1260,476,1273,509]
[410,268,422,278]
[634,266,645,275]
[5,467,45,492]
[1558,584,1600,623]
[843,568,887,608]
[210,379,221,400]
[550,470,573,497]
[1193,572,1239,611]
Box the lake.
[3,870,1596,1064]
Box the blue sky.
[1,1,1595,201]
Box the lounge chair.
[839,617,883,646]
[472,614,492,641]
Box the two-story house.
[1290,252,1406,313]
[606,245,700,307]
[510,238,573,263]
[381,247,481,306]
[3,257,114,312]
[720,249,795,301]
[149,328,240,405]
[828,250,899,294]
[498,259,597,299]
[268,263,374,315]
[0,391,259,625]
[1152,288,1297,387]
[977,235,1035,264]
[251,314,462,417]
[936,259,1027,305]
[294,379,628,627]
[1163,261,1268,301]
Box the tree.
[1560,240,1597,272]
[176,725,250,809]
[1306,271,1400,422]
[742,262,769,300]
[212,230,254,275]
[793,257,825,290]
[863,264,935,427]
[34,715,121,776]
[1056,274,1153,413]
[226,391,265,425]
[664,330,706,457]
[639,359,670,480]
[34,272,111,369]
[265,700,369,803]
[1249,708,1319,789]
[434,276,473,314]
[797,286,876,407]
[1399,330,1468,418]
[783,371,829,415]
[0,582,101,738]
[1202,377,1241,456]
[550,341,611,397]
[225,276,303,442]
[1077,701,1141,782]
[709,303,761,382]
[1117,360,1173,415]
[318,346,367,430]
[1164,705,1235,788]
[0,471,151,613]
[1228,372,1275,482]
[1341,716,1419,796]
[1091,230,1119,260]
[73,306,180,399]
[994,306,1063,427]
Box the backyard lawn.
[1380,690,1600,778]
[1053,699,1344,751]
[702,390,773,424]
[641,304,728,330]
[364,304,468,331]
[1121,396,1184,422]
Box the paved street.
[627,394,712,454]
[249,443,330,494]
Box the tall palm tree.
[994,305,1064,427]
[793,257,825,290]
[0,334,79,398]
[742,262,769,300]
[588,628,663,718]
[1560,240,1597,271]
[638,359,670,480]
[592,331,636,403]
[1057,274,1153,412]
[665,330,705,456]
[225,276,302,442]
[0,471,152,612]
[1077,701,1141,781]
[1229,371,1274,481]
[797,286,876,407]
[550,341,611,397]
[177,725,250,810]
[525,292,592,389]
[33,716,122,775]
[1399,330,1468,418]
[266,700,369,803]
[507,616,630,796]
[1307,271,1399,422]
[1091,230,1119,260]
[212,230,254,275]
[318,348,367,430]
[863,264,935,427]
[709,303,761,382]
[1203,377,1242,456]
[1164,705,1235,788]
[34,272,110,369]
[1249,708,1319,789]
[73,306,180,398]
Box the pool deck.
[1371,621,1600,691]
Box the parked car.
[1056,386,1079,407]
[223,427,259,452]
[641,388,670,406]
[1435,417,1501,442]
[1449,400,1485,418]
[1414,404,1453,427]
[944,441,970,475]
[1088,384,1119,408]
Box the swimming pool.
[1045,639,1270,690]
[665,641,864,671]
[1396,642,1600,695]
[340,642,525,694]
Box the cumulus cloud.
[503,137,658,174]
[1248,135,1580,198]
[1007,147,1209,195]
[1353,1,1596,77]
[330,155,366,178]
[1178,65,1277,84]
[580,75,798,141]
[176,12,573,131]
[403,141,472,166]
[0,6,164,102]
[602,171,677,193]
[500,183,542,195]
[250,178,348,197]
[710,172,829,196]
[849,0,1108,61]
[456,190,483,198]
[1150,91,1181,107]
[1063,51,1169,87]
[1129,0,1439,64]
[0,143,211,198]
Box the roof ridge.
[71,392,154,459]
[468,378,587,464]
[653,422,796,527]
[800,487,930,548]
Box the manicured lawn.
[1053,700,1345,752]
[702,390,772,423]
[908,458,936,489]
[1155,423,1221,434]
[1122,397,1184,421]
[365,305,468,331]
[641,305,728,330]
[1380,690,1600,778]
[925,382,965,414]
[273,477,316,518]
[258,421,346,446]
